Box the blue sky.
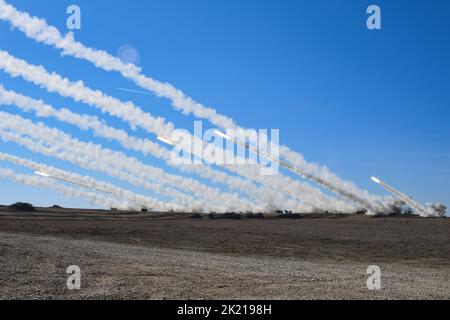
[0,0,449,209]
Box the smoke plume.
[0,0,386,212]
[0,166,128,209]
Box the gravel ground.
[0,209,449,299]
[0,231,449,299]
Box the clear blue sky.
[0,0,449,209]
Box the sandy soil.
[0,207,449,299]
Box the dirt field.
[0,206,449,299]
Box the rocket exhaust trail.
[0,167,128,209]
[0,112,257,212]
[0,52,346,213]
[0,152,180,211]
[370,176,431,217]
[0,85,284,210]
[35,171,117,197]
[215,130,385,213]
[0,52,264,211]
[0,2,375,211]
[156,133,352,213]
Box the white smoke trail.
[0,152,179,211]
[0,126,228,212]
[0,111,258,212]
[0,166,128,209]
[0,51,353,212]
[0,85,309,212]
[0,0,386,212]
[274,144,386,212]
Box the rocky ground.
[0,207,449,299]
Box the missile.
[34,170,50,178]
[157,136,174,146]
[371,176,380,184]
[214,129,231,141]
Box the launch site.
[0,0,449,304]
